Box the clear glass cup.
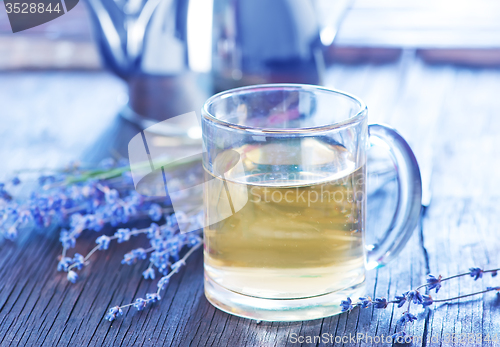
[201,84,422,321]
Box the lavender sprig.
[0,158,176,255]
[1,157,205,324]
[105,238,202,321]
[342,267,500,340]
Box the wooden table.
[1,55,500,346]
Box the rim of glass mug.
[202,83,368,133]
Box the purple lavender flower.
[57,257,73,272]
[122,248,148,265]
[72,253,85,270]
[358,297,372,308]
[159,262,170,275]
[160,225,175,239]
[147,223,160,239]
[422,294,434,307]
[142,267,155,280]
[82,215,96,229]
[70,214,84,228]
[114,228,131,243]
[121,252,136,265]
[492,270,498,277]
[397,312,417,326]
[0,185,10,200]
[470,267,483,280]
[11,177,21,186]
[132,248,147,260]
[59,230,76,249]
[407,290,423,305]
[95,235,111,250]
[149,251,163,268]
[105,306,123,321]
[19,210,31,224]
[123,201,137,217]
[169,247,180,262]
[157,276,170,290]
[148,204,163,221]
[110,204,126,226]
[394,294,407,308]
[146,293,161,303]
[104,189,119,204]
[392,331,410,343]
[67,270,78,283]
[37,197,49,211]
[340,297,353,312]
[150,239,164,252]
[373,297,389,309]
[92,215,105,232]
[133,298,147,311]
[426,274,442,293]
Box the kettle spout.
[84,0,131,78]
[84,0,163,79]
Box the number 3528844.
[5,2,61,14]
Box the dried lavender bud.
[392,331,410,343]
[421,295,434,307]
[358,297,372,308]
[133,298,148,311]
[114,228,131,243]
[72,253,85,270]
[148,204,163,221]
[426,274,442,293]
[340,297,353,312]
[394,294,407,308]
[142,267,155,280]
[95,235,111,250]
[57,257,73,272]
[67,270,78,283]
[397,312,417,326]
[373,297,388,309]
[157,276,170,290]
[105,306,123,321]
[469,267,483,280]
[406,290,423,305]
[146,293,161,303]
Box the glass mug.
[201,84,422,321]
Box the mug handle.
[365,124,422,270]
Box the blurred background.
[3,0,500,70]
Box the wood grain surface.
[1,56,500,346]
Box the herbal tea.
[204,139,366,299]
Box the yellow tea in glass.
[201,84,421,321]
